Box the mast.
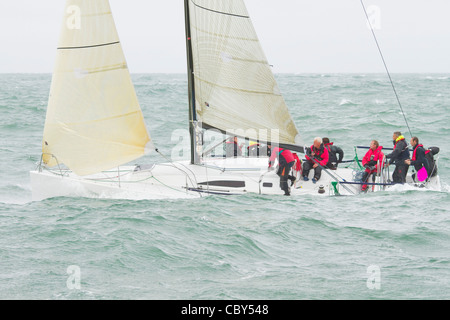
[184,0,200,164]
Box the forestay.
[42,0,151,176]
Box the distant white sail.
[187,0,300,145]
[42,0,151,176]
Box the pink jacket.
[305,145,329,166]
[269,147,295,167]
[362,146,384,173]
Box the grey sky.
[1,0,449,74]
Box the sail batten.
[42,0,151,176]
[81,63,127,75]
[191,25,260,43]
[58,110,143,127]
[195,77,282,96]
[57,40,120,50]
[191,1,250,19]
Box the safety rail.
[37,153,66,177]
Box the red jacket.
[362,146,384,173]
[269,147,295,167]
[305,145,329,166]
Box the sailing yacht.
[30,0,440,201]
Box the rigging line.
[310,159,357,195]
[304,146,357,195]
[154,148,199,188]
[360,0,413,139]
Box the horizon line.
[1,71,449,75]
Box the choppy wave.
[339,98,359,106]
[0,73,449,299]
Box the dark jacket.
[410,144,430,174]
[425,147,439,177]
[386,136,410,165]
[225,141,242,157]
[324,142,344,165]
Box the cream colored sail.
[187,0,300,146]
[42,0,151,176]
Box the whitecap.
[339,99,358,106]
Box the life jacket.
[269,147,295,167]
[324,142,335,162]
[393,135,410,161]
[362,146,384,173]
[306,144,329,166]
[247,141,260,156]
[393,135,405,150]
[412,144,425,161]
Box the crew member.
[302,137,329,183]
[385,131,410,184]
[268,146,296,196]
[361,140,384,191]
[323,137,344,170]
[225,136,242,157]
[405,136,430,182]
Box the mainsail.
[186,0,301,148]
[42,0,151,176]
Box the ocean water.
[0,73,449,300]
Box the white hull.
[30,157,441,201]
